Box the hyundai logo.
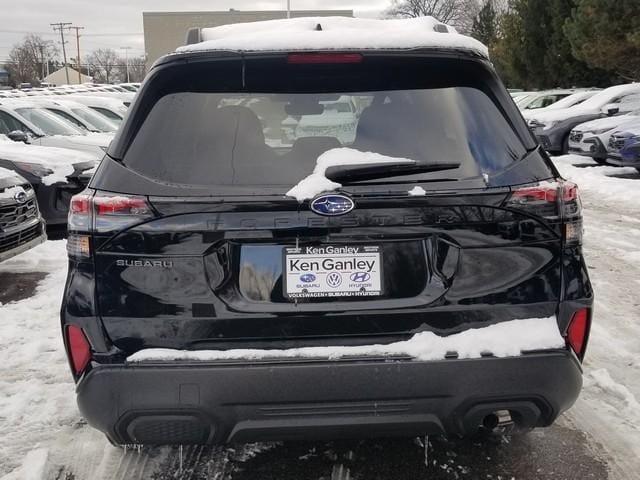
[350,272,371,283]
[300,273,316,283]
[310,194,354,216]
[13,189,27,204]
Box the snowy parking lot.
[0,155,639,479]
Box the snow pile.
[286,147,415,201]
[178,16,489,58]
[0,166,21,182]
[0,143,96,186]
[1,448,49,480]
[554,155,640,204]
[128,316,564,363]
[0,241,77,475]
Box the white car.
[516,90,578,111]
[522,90,600,120]
[527,83,640,154]
[0,99,112,157]
[30,98,119,133]
[63,95,129,124]
[568,109,640,163]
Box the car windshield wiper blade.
[325,162,461,183]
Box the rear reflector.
[287,53,363,64]
[66,325,91,375]
[566,308,590,360]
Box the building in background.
[0,67,9,87]
[43,67,92,86]
[143,10,354,70]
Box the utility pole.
[287,0,291,18]
[67,26,84,84]
[120,46,132,83]
[38,44,45,81]
[51,22,72,84]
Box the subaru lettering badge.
[13,189,27,204]
[310,194,354,216]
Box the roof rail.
[185,27,202,46]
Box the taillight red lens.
[94,195,151,216]
[511,181,578,204]
[66,325,91,375]
[287,53,363,64]
[566,308,590,360]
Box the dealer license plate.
[284,245,382,298]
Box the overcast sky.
[0,0,388,61]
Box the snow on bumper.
[127,317,565,363]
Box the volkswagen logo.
[326,272,342,288]
[310,194,354,217]
[13,189,27,204]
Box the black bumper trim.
[77,350,582,445]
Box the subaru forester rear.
[61,17,593,446]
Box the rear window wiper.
[325,162,461,183]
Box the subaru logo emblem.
[350,272,371,283]
[13,189,27,204]
[300,273,316,283]
[310,194,354,216]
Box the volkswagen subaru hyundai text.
[62,17,593,446]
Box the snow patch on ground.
[0,448,49,480]
[129,316,564,363]
[179,16,489,58]
[553,155,640,204]
[0,241,76,476]
[286,147,415,201]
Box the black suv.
[62,26,593,446]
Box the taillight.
[566,308,590,360]
[287,53,363,64]
[507,180,582,244]
[65,325,91,376]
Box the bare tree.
[86,48,119,83]
[5,34,57,86]
[118,55,147,83]
[385,0,481,33]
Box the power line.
[50,22,72,84]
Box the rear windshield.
[118,57,529,188]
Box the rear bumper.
[77,350,582,445]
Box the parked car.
[0,166,46,262]
[0,99,112,156]
[63,16,592,446]
[63,96,128,124]
[31,98,119,133]
[516,89,576,111]
[521,90,600,120]
[528,83,640,154]
[567,109,640,163]
[0,141,98,231]
[606,126,640,172]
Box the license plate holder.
[283,245,382,299]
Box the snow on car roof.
[177,16,489,59]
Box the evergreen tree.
[471,0,499,46]
[564,0,640,81]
